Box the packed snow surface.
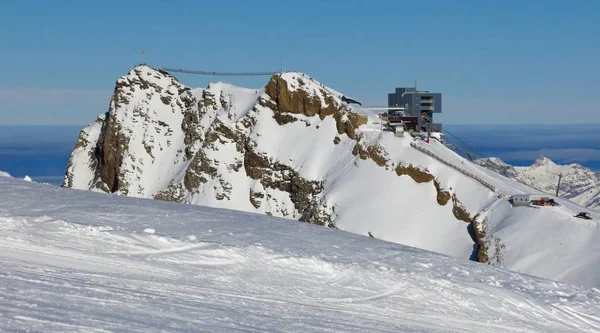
[2,177,600,332]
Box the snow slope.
[420,141,600,287]
[477,156,600,211]
[475,198,600,288]
[0,170,11,177]
[63,65,600,288]
[3,177,600,332]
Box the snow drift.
[63,65,600,287]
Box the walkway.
[409,142,496,192]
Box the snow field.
[2,176,600,332]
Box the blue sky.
[0,0,598,125]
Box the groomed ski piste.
[2,174,600,332]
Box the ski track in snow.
[2,177,600,332]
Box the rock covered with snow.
[64,66,360,225]
[64,65,197,197]
[0,171,11,178]
[23,175,32,182]
[64,65,600,287]
[477,156,600,211]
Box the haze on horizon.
[0,0,598,126]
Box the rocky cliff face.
[64,66,376,226]
[63,65,503,260]
[477,156,600,211]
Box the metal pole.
[555,173,563,197]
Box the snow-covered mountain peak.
[0,170,11,178]
[532,155,554,167]
[64,66,360,221]
[65,64,474,242]
[120,64,176,86]
[64,65,600,287]
[63,64,198,197]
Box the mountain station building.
[387,87,442,133]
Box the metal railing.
[409,142,496,192]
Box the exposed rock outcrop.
[265,74,339,119]
[94,110,127,193]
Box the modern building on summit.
[387,87,442,132]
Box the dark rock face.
[249,189,264,208]
[433,180,451,206]
[92,79,137,193]
[94,109,127,193]
[243,144,328,224]
[395,164,435,183]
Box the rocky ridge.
[64,65,483,253]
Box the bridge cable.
[442,128,487,160]
[159,67,280,76]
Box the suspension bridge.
[159,67,282,76]
[361,106,405,111]
[160,65,491,166]
[156,64,520,193]
[156,64,565,196]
